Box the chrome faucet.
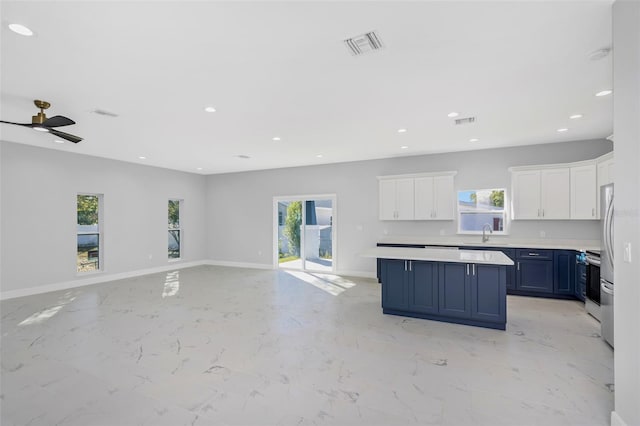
[482,223,493,242]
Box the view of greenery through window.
[168,200,181,259]
[458,189,506,233]
[77,194,100,272]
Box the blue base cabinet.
[380,258,506,330]
[409,261,439,314]
[554,250,576,296]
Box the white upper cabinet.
[511,167,570,220]
[571,163,597,219]
[379,178,414,220]
[511,170,541,219]
[379,172,456,221]
[414,175,455,220]
[596,153,614,219]
[541,168,571,219]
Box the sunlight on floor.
[162,270,180,298]
[18,292,76,326]
[283,270,356,296]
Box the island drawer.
[516,249,553,260]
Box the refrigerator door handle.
[601,280,614,295]
[604,195,614,269]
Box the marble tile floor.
[0,265,614,426]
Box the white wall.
[206,139,612,275]
[0,142,208,296]
[612,2,640,425]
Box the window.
[77,194,102,272]
[168,199,181,259]
[458,189,507,234]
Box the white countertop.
[377,236,601,252]
[361,247,514,266]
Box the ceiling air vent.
[91,109,119,118]
[454,117,476,125]
[344,31,384,56]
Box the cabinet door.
[554,251,576,295]
[571,164,597,219]
[517,259,554,293]
[541,168,570,219]
[471,264,506,323]
[438,263,471,318]
[512,170,541,219]
[379,180,397,220]
[395,178,415,220]
[408,260,438,314]
[381,259,408,310]
[414,177,435,220]
[433,175,455,220]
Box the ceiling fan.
[0,100,83,143]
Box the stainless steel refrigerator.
[600,183,614,348]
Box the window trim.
[456,188,509,235]
[76,193,104,274]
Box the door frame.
[272,194,337,272]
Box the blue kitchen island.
[362,247,514,330]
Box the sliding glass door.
[275,196,335,272]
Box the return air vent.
[454,117,476,125]
[344,31,384,56]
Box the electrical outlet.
[148,254,153,260]
[258,250,262,257]
[539,231,546,238]
[356,225,363,231]
[439,229,445,236]
[623,243,632,263]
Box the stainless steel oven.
[585,250,601,321]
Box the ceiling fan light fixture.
[33,127,49,133]
[8,23,33,36]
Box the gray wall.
[0,142,208,293]
[206,139,612,275]
[612,1,640,425]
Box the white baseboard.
[0,261,376,300]
[206,260,273,270]
[0,260,209,301]
[611,411,628,426]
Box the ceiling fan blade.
[48,128,83,143]
[43,115,75,127]
[0,120,33,127]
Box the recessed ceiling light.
[397,128,407,133]
[469,138,479,142]
[316,154,323,158]
[400,146,409,150]
[33,127,49,132]
[569,114,583,119]
[272,136,281,141]
[196,167,203,171]
[204,106,216,113]
[53,140,65,144]
[595,90,612,97]
[8,23,33,36]
[138,156,147,160]
[557,128,568,133]
[447,112,459,118]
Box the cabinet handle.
[404,260,407,271]
[409,260,412,272]
[528,252,540,256]
[517,261,520,270]
[542,209,545,217]
[538,208,541,217]
[467,264,470,275]
[592,208,595,217]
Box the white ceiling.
[0,1,613,175]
